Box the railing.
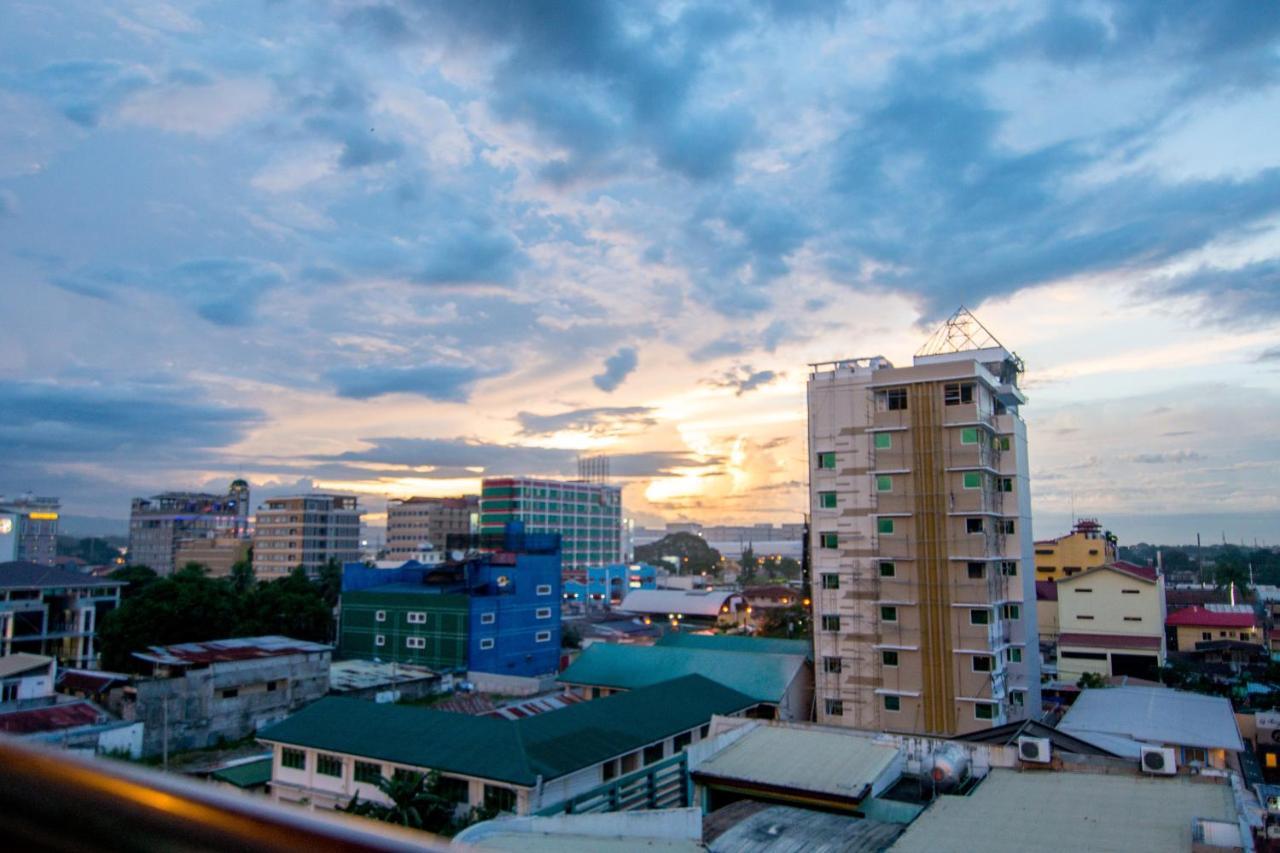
[535,752,690,816]
[0,735,449,852]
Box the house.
[558,641,813,720]
[1054,562,1166,682]
[258,674,756,815]
[1057,685,1244,770]
[1166,605,1260,652]
[0,699,143,758]
[0,653,56,703]
[106,636,331,757]
[0,561,124,668]
[616,589,750,629]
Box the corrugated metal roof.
[133,635,331,666]
[656,632,813,660]
[0,561,123,590]
[0,653,53,679]
[210,757,273,788]
[558,642,805,704]
[1059,686,1244,752]
[259,674,755,786]
[1166,606,1256,628]
[887,769,1236,853]
[0,701,104,734]
[694,725,901,802]
[618,589,743,617]
[709,804,904,853]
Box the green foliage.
[561,623,582,649]
[634,533,722,574]
[317,557,343,610]
[229,555,255,595]
[1076,671,1106,690]
[775,557,801,580]
[234,566,333,643]
[758,604,811,639]
[108,565,160,600]
[338,771,481,836]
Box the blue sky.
[2,1,1279,543]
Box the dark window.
[437,776,468,803]
[944,383,974,405]
[484,785,516,813]
[970,609,989,626]
[825,699,844,715]
[644,743,664,765]
[967,562,985,579]
[966,518,984,535]
[1001,561,1018,576]
[821,573,840,590]
[317,753,343,778]
[282,748,305,770]
[975,703,995,720]
[878,388,908,411]
[880,606,898,622]
[882,650,899,667]
[1001,519,1016,535]
[824,656,842,673]
[1061,651,1108,661]
[972,655,993,672]
[817,452,837,469]
[221,688,239,699]
[822,615,841,632]
[879,561,896,577]
[883,695,900,711]
[355,761,382,784]
[674,731,693,752]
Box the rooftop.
[1165,606,1257,629]
[559,642,805,704]
[258,674,755,787]
[327,660,440,692]
[210,757,273,789]
[707,803,904,853]
[887,768,1236,853]
[1058,686,1244,755]
[0,701,106,735]
[0,653,53,679]
[0,562,123,591]
[655,631,813,660]
[1059,561,1158,585]
[133,635,331,667]
[617,589,743,618]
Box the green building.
[338,584,469,669]
[480,477,623,572]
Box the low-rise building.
[1054,562,1166,682]
[563,562,658,606]
[1167,605,1261,652]
[616,589,749,630]
[1032,518,1117,581]
[0,562,124,668]
[559,641,813,720]
[259,674,755,815]
[107,636,331,757]
[0,653,56,702]
[0,699,143,758]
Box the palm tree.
[339,771,457,832]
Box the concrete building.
[259,675,754,815]
[0,495,60,566]
[1167,605,1261,652]
[0,653,56,703]
[128,480,250,575]
[480,477,623,572]
[384,496,477,560]
[252,494,361,578]
[0,562,123,668]
[563,562,658,606]
[808,309,1040,736]
[107,636,331,757]
[1033,518,1118,581]
[173,535,251,578]
[1054,562,1166,682]
[337,524,562,679]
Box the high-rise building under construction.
[807,309,1040,736]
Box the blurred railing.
[0,735,451,852]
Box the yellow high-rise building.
[1033,519,1116,581]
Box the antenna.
[577,454,610,484]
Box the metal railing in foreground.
[0,736,451,852]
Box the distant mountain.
[58,514,129,538]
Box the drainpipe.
[533,774,543,811]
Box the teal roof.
[258,674,753,787]
[656,631,814,661]
[211,757,273,788]
[559,642,806,704]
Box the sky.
[2,0,1279,545]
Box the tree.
[98,565,240,671]
[108,565,159,601]
[229,556,255,595]
[1077,672,1106,690]
[317,557,343,610]
[234,566,331,643]
[561,623,582,649]
[633,533,722,575]
[339,771,468,835]
[758,604,810,639]
[776,557,801,580]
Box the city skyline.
[3,2,1279,543]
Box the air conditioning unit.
[1140,745,1177,775]
[1017,736,1051,764]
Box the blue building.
[338,523,562,678]
[563,562,658,605]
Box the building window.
[317,753,343,778]
[877,388,908,411]
[282,748,305,770]
[882,650,899,667]
[355,761,382,784]
[375,610,387,622]
[1074,588,1093,594]
[1001,561,1017,576]
[407,612,427,624]
[536,584,552,595]
[824,656,842,673]
[1201,632,1212,641]
[1121,589,1140,595]
[480,612,496,625]
[880,606,898,622]
[820,532,839,549]
[877,518,895,535]
[997,477,1013,493]
[644,743,665,765]
[1001,604,1021,620]
[970,609,989,626]
[406,636,426,649]
[883,695,900,712]
[974,703,995,721]
[993,435,1011,451]
[876,475,893,492]
[972,655,993,673]
[944,383,974,405]
[535,630,551,643]
[960,427,979,445]
[674,732,693,752]
[1078,615,1095,620]
[874,432,893,450]
[221,688,239,699]
[375,635,386,647]
[879,561,896,578]
[965,518,984,535]
[817,451,837,469]
[1001,519,1016,535]
[480,638,495,650]
[484,785,516,813]
[819,491,837,509]
[821,573,840,590]
[1007,647,1023,663]
[535,607,552,619]
[825,699,845,716]
[822,615,841,632]
[967,562,985,580]
[963,472,982,490]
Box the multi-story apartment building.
[479,477,623,572]
[252,494,361,578]
[0,562,124,668]
[1033,518,1118,581]
[127,480,250,575]
[384,496,477,560]
[808,310,1040,737]
[0,496,61,566]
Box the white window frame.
[479,638,495,650]
[535,607,552,619]
[407,612,426,624]
[375,610,386,622]
[375,635,385,647]
[480,612,496,625]
[535,630,552,643]
[406,636,426,649]
[536,584,552,596]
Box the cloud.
[516,406,656,437]
[416,218,524,285]
[704,365,780,396]
[592,347,638,392]
[1129,450,1206,464]
[325,363,497,402]
[1259,346,1280,363]
[1168,260,1280,324]
[116,78,272,136]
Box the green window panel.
[876,475,893,492]
[884,695,900,711]
[960,428,979,445]
[874,433,892,450]
[963,472,982,489]
[880,606,897,622]
[881,650,899,666]
[877,518,895,535]
[879,561,896,577]
[820,533,839,549]
[821,573,839,590]
[818,491,838,509]
[817,451,837,469]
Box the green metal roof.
[656,632,814,661]
[210,757,273,788]
[558,642,806,704]
[257,674,753,787]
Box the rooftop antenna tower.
[578,454,610,484]
[916,305,1024,367]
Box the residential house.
[1054,562,1166,682]
[1166,606,1260,652]
[0,653,56,703]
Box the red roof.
[1058,632,1163,650]
[1110,560,1158,581]
[1165,606,1257,629]
[0,702,104,734]
[1035,581,1058,601]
